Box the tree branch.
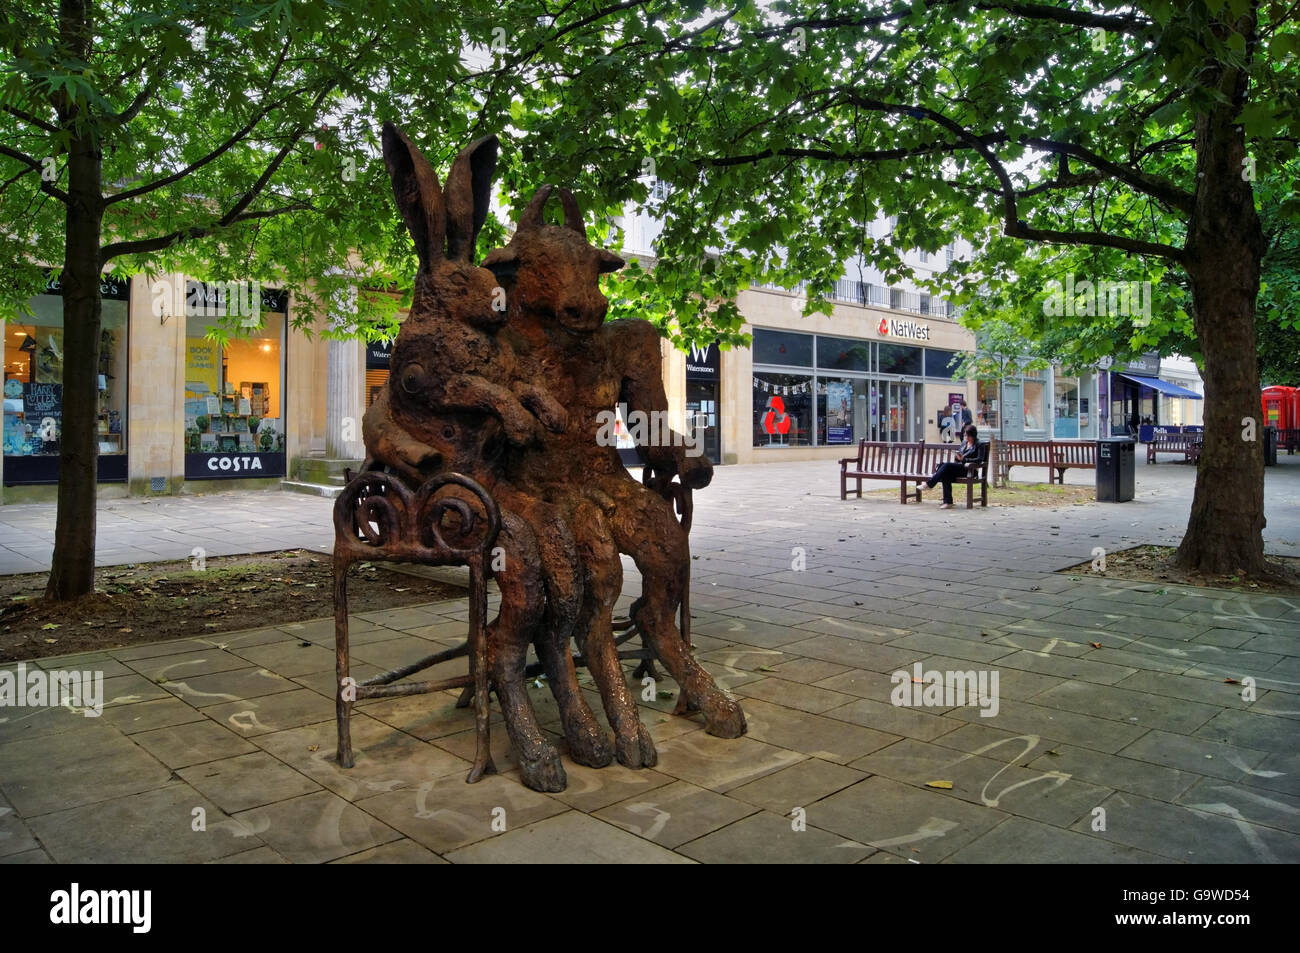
[4,105,59,134]
[99,203,310,261]
[0,143,69,203]
[104,34,297,206]
[1020,137,1193,213]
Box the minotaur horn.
[558,189,585,236]
[518,185,555,231]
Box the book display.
[183,376,282,453]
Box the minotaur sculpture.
[335,123,745,792]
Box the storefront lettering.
[205,455,264,472]
[876,317,930,341]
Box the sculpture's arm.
[362,388,442,483]
[511,381,568,434]
[441,373,545,447]
[606,319,712,489]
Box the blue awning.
[1116,373,1202,399]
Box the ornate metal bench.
[332,469,499,783]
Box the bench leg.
[966,480,973,509]
[840,470,846,500]
[857,477,863,499]
[900,480,907,504]
[466,562,495,784]
[334,554,354,769]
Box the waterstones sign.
[185,452,285,480]
[876,316,931,341]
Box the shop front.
[182,283,289,480]
[3,273,130,487]
[2,269,344,504]
[748,325,967,454]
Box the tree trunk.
[45,0,102,601]
[1174,73,1267,575]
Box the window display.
[1054,377,1080,438]
[4,276,129,485]
[753,373,813,447]
[183,304,286,477]
[1023,379,1045,431]
[976,380,999,430]
[817,378,856,445]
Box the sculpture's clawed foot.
[519,745,567,793]
[614,721,658,769]
[564,723,615,768]
[701,694,748,739]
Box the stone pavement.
[1,453,1298,863]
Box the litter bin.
[1265,426,1278,467]
[1096,438,1135,502]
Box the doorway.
[874,379,921,442]
[685,380,720,464]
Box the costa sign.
[185,452,285,480]
[876,316,931,341]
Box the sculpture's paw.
[519,746,567,793]
[565,723,615,768]
[701,694,747,739]
[679,454,714,490]
[536,401,568,434]
[615,722,658,769]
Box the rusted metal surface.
[333,122,745,793]
[333,470,498,783]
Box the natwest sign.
[876,317,930,341]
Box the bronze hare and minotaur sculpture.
[352,123,745,791]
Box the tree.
[0,0,504,599]
[463,0,1299,576]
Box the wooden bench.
[1147,432,1202,463]
[996,440,1097,485]
[1276,428,1300,454]
[840,438,990,508]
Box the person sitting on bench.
[924,425,980,508]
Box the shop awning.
[1116,373,1202,399]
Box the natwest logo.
[877,317,930,341]
[761,396,791,435]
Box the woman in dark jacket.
[924,425,981,508]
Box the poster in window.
[825,380,853,444]
[33,331,64,383]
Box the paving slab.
[446,810,692,864]
[593,780,760,849]
[810,775,1007,864]
[946,815,1167,864]
[677,810,873,864]
[232,790,403,864]
[28,783,255,863]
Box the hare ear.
[444,135,499,261]
[381,122,445,268]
